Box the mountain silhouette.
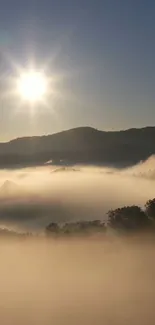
[0,126,155,167]
[0,180,19,196]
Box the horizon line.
[1,124,155,144]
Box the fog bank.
[0,237,155,325]
[0,156,155,231]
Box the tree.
[45,222,60,236]
[107,205,150,232]
[145,198,155,220]
[45,220,106,237]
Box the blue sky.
[0,0,155,139]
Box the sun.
[17,70,47,102]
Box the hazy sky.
[0,0,155,140]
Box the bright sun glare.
[17,70,47,102]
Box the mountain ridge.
[0,126,155,167]
[5,125,155,144]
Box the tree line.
[45,198,155,236]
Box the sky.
[0,0,155,140]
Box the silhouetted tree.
[145,198,155,220]
[45,220,106,236]
[107,205,150,231]
[60,221,93,235]
[45,222,60,236]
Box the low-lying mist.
[0,157,155,324]
[0,237,155,325]
[0,155,155,231]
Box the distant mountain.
[52,167,80,173]
[0,126,155,167]
[0,180,19,196]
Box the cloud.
[0,237,155,324]
[0,157,155,231]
